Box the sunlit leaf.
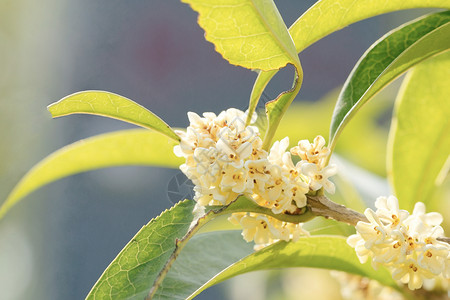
[191,236,399,298]
[48,90,180,141]
[262,68,303,150]
[181,0,305,148]
[329,12,450,150]
[248,1,450,124]
[289,1,450,54]
[388,52,450,211]
[153,231,254,300]
[246,70,275,126]
[86,199,196,299]
[0,129,182,219]
[181,0,300,71]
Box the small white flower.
[392,259,436,290]
[301,163,337,193]
[229,212,309,249]
[417,244,449,275]
[374,196,409,229]
[290,135,329,166]
[268,137,290,166]
[220,164,249,194]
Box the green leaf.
[329,12,450,150]
[248,1,450,126]
[0,129,182,219]
[48,91,180,141]
[192,236,399,298]
[181,0,300,71]
[145,195,314,299]
[246,70,274,126]
[181,0,305,147]
[153,231,254,300]
[262,68,303,150]
[387,52,450,211]
[87,199,196,300]
[289,1,450,54]
[147,196,315,299]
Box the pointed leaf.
[262,69,302,150]
[289,0,450,54]
[248,1,450,123]
[48,91,180,141]
[329,12,450,149]
[191,236,399,298]
[87,199,196,300]
[387,52,450,211]
[153,231,254,300]
[181,0,300,71]
[245,70,275,125]
[0,129,182,219]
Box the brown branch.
[306,195,368,226]
[437,237,450,244]
[306,195,450,246]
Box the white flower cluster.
[347,195,450,290]
[330,271,403,300]
[174,108,337,247]
[229,212,309,250]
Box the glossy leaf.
[48,91,180,141]
[0,129,182,219]
[87,199,196,299]
[181,0,300,71]
[329,12,450,150]
[153,231,254,300]
[192,236,399,298]
[388,52,450,211]
[248,1,450,125]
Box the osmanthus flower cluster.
[330,271,403,300]
[347,196,450,291]
[173,108,337,248]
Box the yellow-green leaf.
[48,90,180,141]
[190,236,399,298]
[262,69,303,150]
[387,52,450,211]
[0,129,182,219]
[248,1,450,122]
[289,0,450,54]
[181,0,300,71]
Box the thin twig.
[306,195,367,226]
[306,195,450,246]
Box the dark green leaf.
[329,11,450,150]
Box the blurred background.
[0,1,444,299]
